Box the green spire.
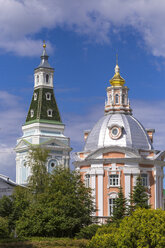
[25,88,62,125]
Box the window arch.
[30,109,34,118]
[34,93,37,101]
[46,74,49,83]
[47,109,53,117]
[37,75,39,83]
[122,94,125,104]
[108,192,117,216]
[46,92,51,100]
[115,94,119,104]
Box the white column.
[90,169,96,213]
[97,168,104,217]
[125,174,131,200]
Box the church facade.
[15,43,71,185]
[74,63,165,222]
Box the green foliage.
[27,147,50,194]
[117,208,165,248]
[0,237,88,248]
[76,224,100,239]
[0,195,13,218]
[0,217,9,238]
[88,208,165,248]
[131,175,150,210]
[111,187,127,221]
[16,163,95,238]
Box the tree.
[16,166,95,237]
[111,186,127,222]
[27,146,50,194]
[131,175,150,209]
[0,217,9,238]
[0,195,13,218]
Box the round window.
[109,126,122,140]
[112,128,118,136]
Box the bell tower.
[15,42,71,185]
[105,59,132,115]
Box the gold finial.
[43,40,46,48]
[109,55,125,86]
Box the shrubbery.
[0,217,9,238]
[88,208,165,248]
[76,224,100,239]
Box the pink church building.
[74,63,165,222]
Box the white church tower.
[15,42,71,185]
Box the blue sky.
[0,0,165,181]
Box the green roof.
[26,88,62,124]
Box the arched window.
[30,109,34,118]
[122,94,125,104]
[46,74,49,83]
[115,94,119,104]
[46,92,51,100]
[34,93,37,101]
[47,109,53,117]
[85,174,90,188]
[108,193,117,216]
[37,75,39,83]
[109,198,116,216]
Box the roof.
[84,113,153,152]
[35,46,53,70]
[0,174,18,187]
[26,88,62,124]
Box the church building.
[15,43,71,185]
[74,63,165,222]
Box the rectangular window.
[109,174,119,186]
[109,198,116,216]
[141,173,148,186]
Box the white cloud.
[1,0,165,56]
[0,91,25,180]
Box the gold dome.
[109,64,125,86]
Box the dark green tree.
[131,175,150,210]
[16,165,95,237]
[111,186,127,222]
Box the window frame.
[109,174,120,187]
[141,173,148,187]
[46,92,51,100]
[115,94,119,104]
[84,174,90,188]
[34,93,37,101]
[46,74,49,84]
[30,109,34,118]
[47,109,53,117]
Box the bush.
[0,217,9,238]
[76,224,100,239]
[88,209,165,248]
